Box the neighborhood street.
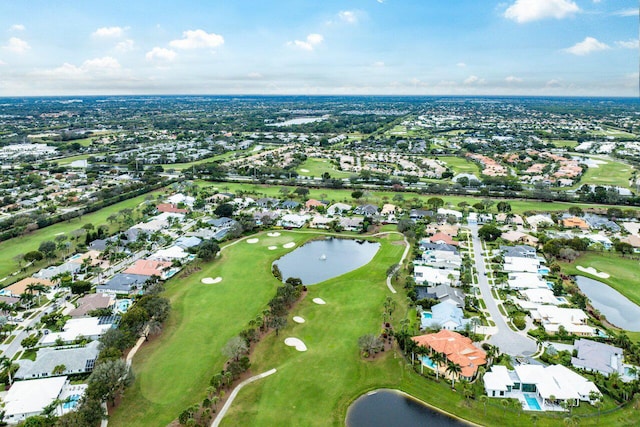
[468,223,538,356]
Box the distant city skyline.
[0,0,637,97]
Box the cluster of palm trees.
[19,282,49,309]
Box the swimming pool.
[422,312,433,320]
[421,355,436,369]
[70,254,81,260]
[116,299,132,313]
[524,394,541,411]
[63,394,81,409]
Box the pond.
[274,238,380,285]
[346,389,470,427]
[575,276,640,331]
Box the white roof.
[149,245,189,260]
[504,257,539,273]
[40,317,113,345]
[507,272,547,289]
[437,208,462,218]
[483,365,514,392]
[4,376,67,419]
[522,289,562,305]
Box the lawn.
[0,191,160,281]
[111,231,385,426]
[559,252,640,307]
[548,139,578,149]
[296,157,352,179]
[571,158,635,190]
[438,156,480,175]
[161,151,238,171]
[55,154,92,165]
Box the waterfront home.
[571,339,624,377]
[412,330,486,381]
[530,306,594,336]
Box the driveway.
[468,223,537,356]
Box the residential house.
[33,262,81,281]
[562,216,589,230]
[501,231,539,246]
[175,236,202,249]
[520,288,564,305]
[256,198,280,208]
[483,364,599,410]
[280,200,301,210]
[585,234,612,250]
[310,215,333,229]
[414,265,459,286]
[571,339,624,377]
[279,214,309,228]
[422,300,469,331]
[149,245,189,261]
[124,259,172,278]
[526,214,554,230]
[530,306,594,336]
[412,330,486,381]
[15,341,99,379]
[428,232,459,246]
[156,203,188,214]
[68,293,114,317]
[583,214,620,232]
[327,203,352,216]
[501,245,537,259]
[416,284,465,307]
[339,217,363,231]
[437,208,463,220]
[409,209,434,220]
[96,273,149,295]
[354,204,379,216]
[40,316,116,346]
[1,277,56,298]
[503,257,541,274]
[3,377,86,423]
[305,199,325,210]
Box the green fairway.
[111,231,366,426]
[195,181,639,216]
[559,252,640,307]
[296,157,352,179]
[437,156,480,175]
[548,139,578,149]
[0,192,160,281]
[160,151,238,170]
[56,154,92,165]
[571,158,635,189]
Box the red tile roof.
[124,260,172,277]
[157,203,188,214]
[412,330,486,378]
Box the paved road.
[468,223,537,356]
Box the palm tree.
[1,356,14,385]
[479,395,488,416]
[445,360,462,389]
[530,414,539,427]
[28,283,48,305]
[430,351,447,381]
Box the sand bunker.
[283,242,295,249]
[300,169,310,173]
[576,266,610,279]
[201,277,222,284]
[312,298,326,305]
[268,246,278,250]
[247,238,259,244]
[293,316,305,324]
[284,337,307,352]
[267,232,281,237]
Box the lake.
[266,117,326,127]
[274,238,380,285]
[346,389,470,427]
[575,275,640,331]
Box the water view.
[274,238,380,285]
[346,389,469,427]
[575,276,640,331]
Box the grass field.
[572,158,634,189]
[0,191,161,281]
[195,181,639,216]
[160,151,239,170]
[296,158,352,179]
[110,231,402,426]
[559,252,640,307]
[438,156,480,175]
[548,139,578,149]
[55,154,92,165]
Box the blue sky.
[0,0,637,96]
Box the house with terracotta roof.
[305,199,325,210]
[562,216,589,230]
[412,330,486,380]
[429,232,458,246]
[124,259,172,278]
[156,203,188,214]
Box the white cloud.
[145,47,176,62]
[564,37,609,55]
[37,56,121,79]
[456,62,466,68]
[613,8,639,17]
[169,29,224,49]
[546,79,562,87]
[0,59,5,66]
[3,37,30,53]
[247,72,262,79]
[505,75,523,83]
[338,11,358,24]
[504,0,580,23]
[10,24,25,32]
[287,33,324,51]
[616,39,640,49]
[115,39,135,52]
[92,26,125,38]
[372,61,385,67]
[463,75,485,85]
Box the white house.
[414,265,459,286]
[40,317,115,346]
[521,288,564,305]
[530,306,594,336]
[506,272,548,290]
[503,257,540,274]
[3,377,87,422]
[437,208,463,219]
[484,364,600,411]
